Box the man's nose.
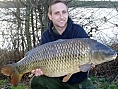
[60,13,64,19]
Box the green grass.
[0,79,29,89]
[11,85,26,89]
[91,76,118,89]
[0,79,8,84]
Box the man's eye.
[55,12,59,15]
[62,11,67,14]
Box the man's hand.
[80,64,95,72]
[29,69,43,77]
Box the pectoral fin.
[80,64,92,72]
[62,73,73,82]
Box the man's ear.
[48,13,52,20]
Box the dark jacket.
[40,17,89,84]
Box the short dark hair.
[48,0,68,14]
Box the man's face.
[48,3,68,29]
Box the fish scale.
[1,38,117,86]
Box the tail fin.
[1,64,23,86]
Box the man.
[31,0,95,89]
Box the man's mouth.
[59,20,65,23]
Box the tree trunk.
[25,0,32,51]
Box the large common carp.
[1,38,117,86]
